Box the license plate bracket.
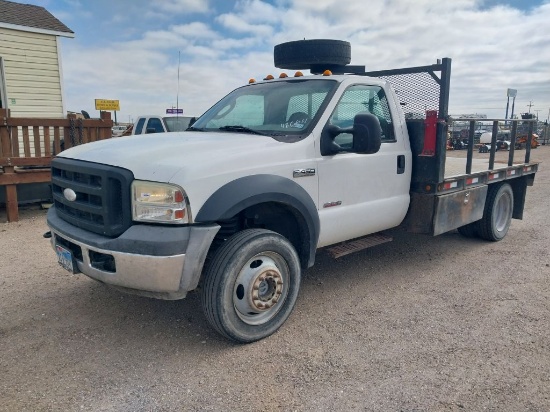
[55,244,79,274]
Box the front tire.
[201,229,301,343]
[477,183,514,241]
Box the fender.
[195,174,320,267]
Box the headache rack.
[329,58,538,194]
[327,57,538,236]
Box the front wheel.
[201,229,301,343]
[477,183,514,241]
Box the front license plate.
[56,244,77,274]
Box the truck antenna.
[176,51,181,118]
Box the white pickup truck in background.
[111,125,130,137]
[46,39,539,343]
[131,115,195,135]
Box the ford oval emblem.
[63,188,77,202]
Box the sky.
[16,0,550,123]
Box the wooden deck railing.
[0,108,113,221]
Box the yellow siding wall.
[0,27,64,118]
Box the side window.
[146,118,164,133]
[134,118,146,135]
[328,85,395,149]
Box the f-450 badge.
[293,168,316,178]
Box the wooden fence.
[0,108,113,221]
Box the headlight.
[131,181,191,224]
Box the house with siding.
[0,0,73,118]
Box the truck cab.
[186,74,411,247]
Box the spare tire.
[274,39,351,70]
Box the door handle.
[397,155,405,174]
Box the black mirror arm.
[321,125,348,155]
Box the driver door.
[317,84,410,247]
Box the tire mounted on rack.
[274,39,351,72]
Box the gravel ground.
[1,147,549,411]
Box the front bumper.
[47,208,219,300]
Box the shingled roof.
[0,0,74,36]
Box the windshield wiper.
[186,126,204,131]
[218,125,269,136]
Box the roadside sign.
[95,99,120,111]
[166,108,183,114]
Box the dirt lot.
[1,147,549,411]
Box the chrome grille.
[51,158,133,237]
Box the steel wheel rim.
[233,252,289,325]
[494,190,512,233]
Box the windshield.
[164,116,193,132]
[191,79,338,141]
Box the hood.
[58,131,295,182]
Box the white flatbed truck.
[46,40,539,342]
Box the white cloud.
[210,37,263,52]
[216,13,275,37]
[172,22,220,39]
[154,0,210,13]
[232,0,282,23]
[57,0,550,121]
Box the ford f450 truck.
[46,40,539,342]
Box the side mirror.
[352,113,382,154]
[320,112,382,156]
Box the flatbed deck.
[437,155,538,194]
[444,156,522,178]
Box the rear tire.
[477,183,514,241]
[457,222,479,238]
[201,229,301,343]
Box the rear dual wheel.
[477,183,514,241]
[201,229,301,343]
[458,183,513,241]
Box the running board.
[326,232,393,258]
